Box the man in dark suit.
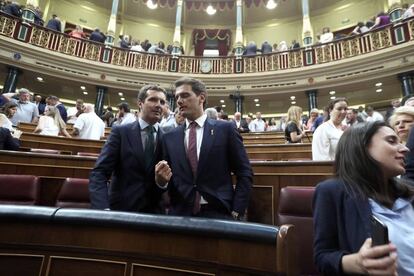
[89,28,106,44]
[231,112,249,133]
[0,127,19,151]
[89,84,168,213]
[155,77,253,220]
[45,15,61,32]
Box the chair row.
[0,174,318,275]
[0,175,89,208]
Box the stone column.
[105,0,119,45]
[301,0,314,46]
[398,71,414,97]
[234,0,244,56]
[306,89,318,115]
[22,0,39,23]
[388,0,403,22]
[172,0,183,55]
[95,86,107,116]
[2,67,20,94]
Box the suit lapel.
[126,121,145,168]
[197,118,216,178]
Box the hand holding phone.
[371,215,389,246]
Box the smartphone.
[371,215,389,246]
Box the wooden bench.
[0,205,297,276]
[18,122,111,137]
[20,133,105,154]
[0,150,333,225]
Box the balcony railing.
[1,12,413,75]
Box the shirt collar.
[185,114,207,130]
[138,117,159,132]
[369,197,414,215]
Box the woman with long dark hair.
[312,97,348,160]
[313,121,414,275]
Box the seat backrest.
[278,186,318,275]
[0,174,40,205]
[55,178,90,208]
[77,152,100,157]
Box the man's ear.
[199,92,206,105]
[137,99,142,111]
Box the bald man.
[73,104,105,140]
[231,112,249,133]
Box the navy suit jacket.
[313,179,372,275]
[161,118,253,216]
[404,128,414,180]
[46,18,61,32]
[0,127,19,151]
[89,121,164,213]
[90,31,106,43]
[231,119,249,133]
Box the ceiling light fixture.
[146,0,158,10]
[256,103,261,107]
[80,86,86,90]
[220,99,225,103]
[120,97,125,101]
[221,104,226,108]
[290,96,295,100]
[83,91,88,95]
[254,99,259,102]
[206,4,216,15]
[329,90,336,95]
[36,77,43,82]
[266,0,277,10]
[375,82,382,87]
[291,101,296,105]
[330,96,336,99]
[376,89,382,93]
[118,92,123,96]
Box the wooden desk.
[0,150,334,225]
[20,133,105,154]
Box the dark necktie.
[144,125,155,169]
[187,121,200,214]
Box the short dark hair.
[335,121,414,207]
[137,84,166,103]
[117,102,130,112]
[174,77,206,96]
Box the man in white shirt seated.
[250,112,266,132]
[320,27,334,44]
[72,104,105,140]
[114,102,136,126]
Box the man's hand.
[155,160,172,187]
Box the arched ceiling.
[74,0,349,27]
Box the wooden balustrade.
[1,11,413,74]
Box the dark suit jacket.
[56,103,67,122]
[231,119,249,133]
[261,42,273,54]
[161,118,253,216]
[313,179,372,275]
[0,127,19,151]
[37,103,46,115]
[89,121,164,213]
[89,31,106,43]
[4,3,21,17]
[404,128,414,180]
[46,18,61,32]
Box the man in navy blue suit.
[155,77,253,220]
[45,15,61,32]
[89,84,167,213]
